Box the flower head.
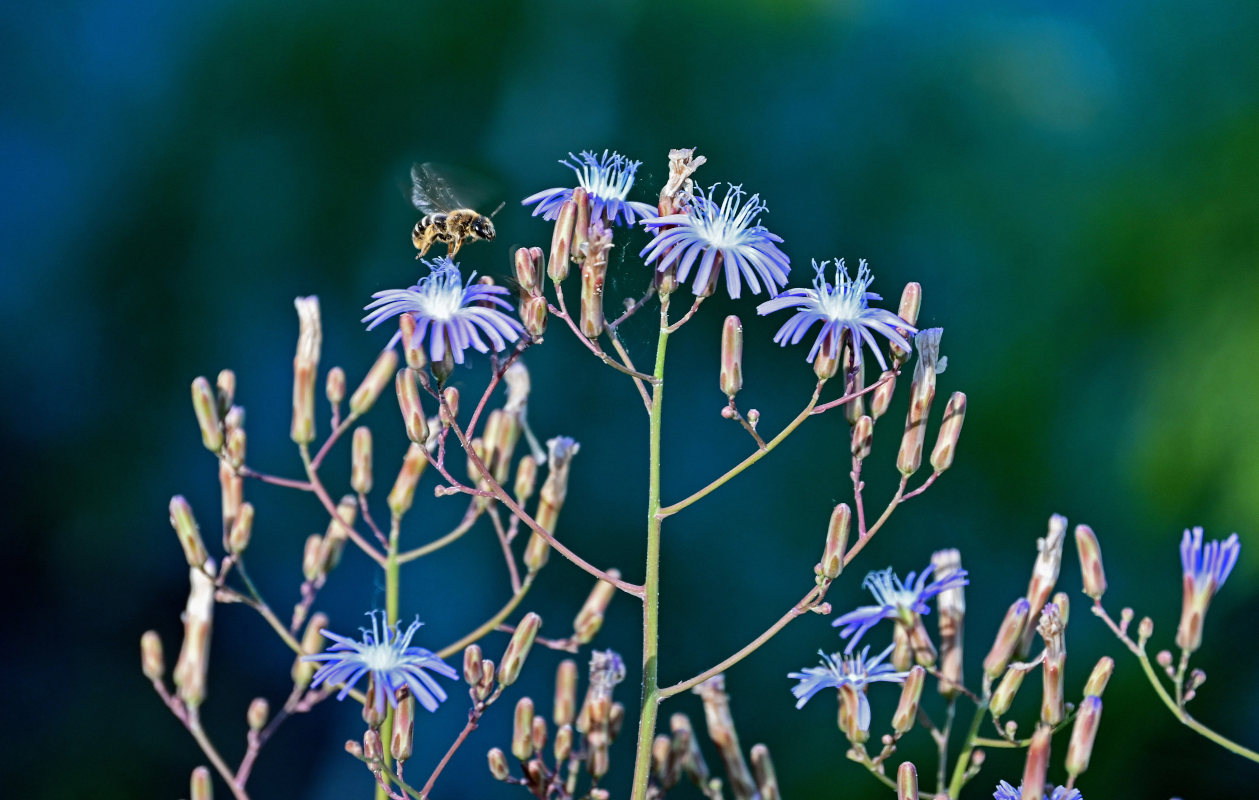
[1176,526,1241,652]
[994,781,1082,800]
[303,611,458,714]
[363,257,523,365]
[757,259,915,370]
[789,644,908,728]
[832,564,970,652]
[641,183,790,300]
[522,150,657,226]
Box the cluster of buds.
[514,247,548,337]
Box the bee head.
[472,216,496,241]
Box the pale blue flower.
[994,781,1082,800]
[789,644,908,732]
[363,257,523,364]
[756,259,914,370]
[641,183,790,299]
[832,564,969,652]
[1180,526,1240,597]
[522,150,657,226]
[303,611,458,714]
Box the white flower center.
[814,260,873,323]
[569,151,638,201]
[360,642,400,671]
[863,569,917,612]
[690,185,765,248]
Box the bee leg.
[447,239,462,257]
[413,227,437,258]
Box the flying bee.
[409,162,503,258]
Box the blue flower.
[1180,526,1240,596]
[832,564,970,652]
[756,259,915,370]
[789,645,908,730]
[303,611,459,714]
[522,150,657,227]
[641,184,790,300]
[994,781,1082,800]
[363,257,524,365]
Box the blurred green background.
[5,0,1259,797]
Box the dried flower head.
[642,183,790,300]
[788,644,909,732]
[833,564,969,652]
[363,257,523,365]
[303,611,458,714]
[757,259,916,369]
[523,150,657,226]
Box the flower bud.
[169,496,208,569]
[579,224,611,338]
[929,392,966,473]
[984,598,1031,680]
[897,328,941,477]
[554,659,578,726]
[892,666,926,734]
[349,426,372,495]
[1075,524,1107,600]
[1038,604,1066,726]
[897,761,918,800]
[1138,616,1154,643]
[440,386,460,426]
[351,349,398,416]
[526,437,580,572]
[391,693,415,763]
[907,616,938,667]
[301,533,323,582]
[290,296,321,444]
[574,570,620,644]
[224,426,246,470]
[989,666,1025,717]
[361,677,387,730]
[398,313,427,370]
[219,460,242,530]
[228,502,253,554]
[720,315,743,398]
[933,548,966,697]
[319,495,358,572]
[838,683,868,744]
[1053,592,1070,626]
[555,724,574,763]
[387,443,428,517]
[813,331,841,381]
[395,368,428,444]
[530,715,548,754]
[1084,656,1114,697]
[1019,514,1068,657]
[1066,695,1102,777]
[174,563,216,707]
[215,369,236,415]
[487,747,510,781]
[549,199,577,282]
[515,246,541,297]
[694,676,758,799]
[515,455,538,502]
[1020,725,1052,800]
[247,697,269,732]
[512,697,535,760]
[851,415,873,461]
[141,630,165,682]
[292,612,327,688]
[871,370,897,419]
[363,728,383,764]
[571,187,590,265]
[325,366,346,408]
[190,766,212,800]
[670,712,711,787]
[498,612,542,687]
[891,283,921,366]
[820,503,850,580]
[191,376,223,452]
[751,744,780,800]
[609,701,626,741]
[462,644,483,686]
[521,294,548,338]
[474,659,496,702]
[224,404,245,435]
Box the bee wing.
[410,162,463,215]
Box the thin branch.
[436,575,535,659]
[299,444,387,567]
[309,411,360,471]
[396,502,483,564]
[550,286,659,383]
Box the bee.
[409,162,502,258]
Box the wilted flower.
[833,564,969,652]
[304,611,458,714]
[789,645,908,729]
[641,183,790,300]
[363,257,523,365]
[1176,526,1241,653]
[757,259,915,369]
[993,781,1082,800]
[522,150,657,226]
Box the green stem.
[947,700,988,798]
[376,519,401,800]
[629,298,671,800]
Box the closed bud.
[512,697,535,760]
[228,502,253,554]
[579,224,611,338]
[530,715,548,754]
[609,702,626,741]
[893,666,926,733]
[174,563,216,708]
[527,437,580,571]
[694,676,758,799]
[571,187,590,265]
[720,315,743,397]
[301,533,323,582]
[896,761,918,800]
[751,744,780,800]
[190,766,212,800]
[141,630,165,682]
[1066,695,1102,777]
[985,598,1031,680]
[391,693,415,762]
[871,370,897,419]
[515,246,540,297]
[475,659,496,702]
[225,426,246,470]
[813,331,841,381]
[851,415,873,461]
[350,427,372,494]
[440,387,460,426]
[929,392,966,473]
[588,744,610,780]
[325,366,346,407]
[290,296,321,444]
[670,712,711,786]
[574,570,620,644]
[169,496,207,569]
[362,677,387,730]
[395,368,428,444]
[398,314,427,370]
[191,377,223,452]
[1075,524,1107,600]
[821,503,850,580]
[932,548,966,696]
[1019,514,1068,657]
[907,616,938,667]
[363,729,383,764]
[1084,656,1114,697]
[554,724,574,762]
[351,349,398,416]
[432,346,455,384]
[463,644,483,686]
[388,443,428,517]
[989,666,1025,717]
[487,747,510,781]
[247,697,269,732]
[219,461,242,530]
[1053,592,1070,626]
[498,612,541,687]
[223,405,245,435]
[522,294,548,338]
[515,455,538,503]
[292,612,328,687]
[215,369,236,415]
[554,659,578,726]
[1020,725,1052,800]
[652,735,672,784]
[1138,616,1154,643]
[891,283,921,366]
[549,199,577,282]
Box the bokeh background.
[5,0,1259,797]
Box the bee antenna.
[489,201,506,219]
